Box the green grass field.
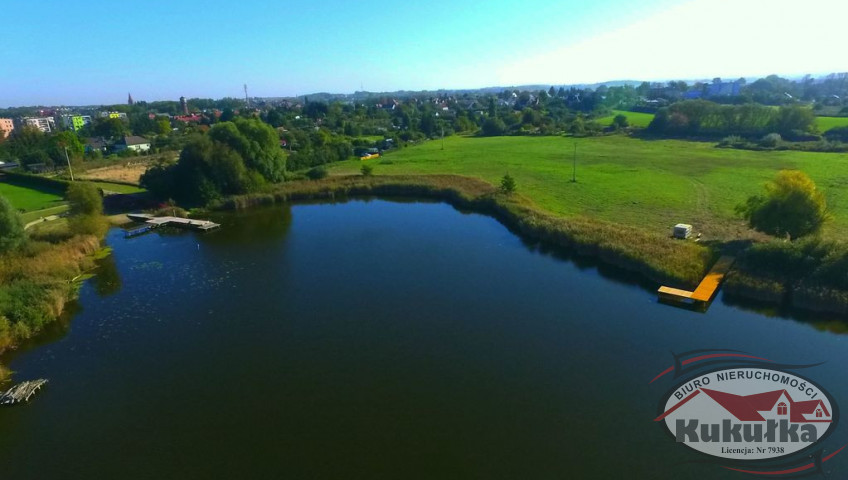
[329,135,848,241]
[816,116,848,132]
[0,181,66,213]
[595,112,847,134]
[91,181,145,194]
[597,110,655,128]
[20,205,70,224]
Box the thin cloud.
[497,0,847,85]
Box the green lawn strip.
[20,205,71,224]
[816,116,848,132]
[0,181,65,212]
[87,181,146,194]
[596,110,655,128]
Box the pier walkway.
[126,213,220,237]
[658,256,736,306]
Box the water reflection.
[90,254,122,297]
[722,293,848,333]
[202,203,292,245]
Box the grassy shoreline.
[0,233,104,382]
[212,174,848,317]
[212,174,715,287]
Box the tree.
[612,114,629,129]
[500,173,516,194]
[49,131,84,164]
[156,118,172,135]
[481,117,506,136]
[772,105,816,135]
[66,182,103,216]
[419,114,436,137]
[208,118,286,182]
[93,117,128,139]
[0,195,25,253]
[737,170,828,240]
[5,126,47,164]
[220,108,235,122]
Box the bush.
[68,214,109,237]
[481,117,507,136]
[612,114,629,129]
[824,126,848,143]
[759,133,782,148]
[361,164,374,176]
[500,173,516,194]
[306,166,328,180]
[0,195,25,253]
[783,129,821,142]
[719,135,745,147]
[736,170,827,240]
[66,182,103,216]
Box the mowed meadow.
[0,180,64,213]
[816,115,848,132]
[328,135,848,241]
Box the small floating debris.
[0,379,49,406]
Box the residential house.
[85,137,111,155]
[116,136,151,153]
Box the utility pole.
[64,146,74,181]
[571,142,577,183]
[441,127,445,150]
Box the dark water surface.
[1,199,846,479]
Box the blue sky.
[1,0,845,107]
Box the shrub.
[612,114,629,129]
[361,164,374,176]
[306,166,328,180]
[824,126,848,143]
[66,182,103,216]
[736,170,827,240]
[68,214,109,237]
[500,173,516,194]
[481,117,507,136]
[719,135,744,147]
[759,133,782,148]
[0,195,25,253]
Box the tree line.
[648,101,816,138]
[140,117,285,205]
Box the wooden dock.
[126,213,220,234]
[0,379,48,406]
[658,256,736,306]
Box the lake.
[1,199,846,479]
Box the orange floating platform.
[658,255,736,306]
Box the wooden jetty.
[658,256,736,307]
[126,213,220,234]
[0,379,48,406]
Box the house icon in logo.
[701,389,832,423]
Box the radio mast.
[244,84,250,108]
